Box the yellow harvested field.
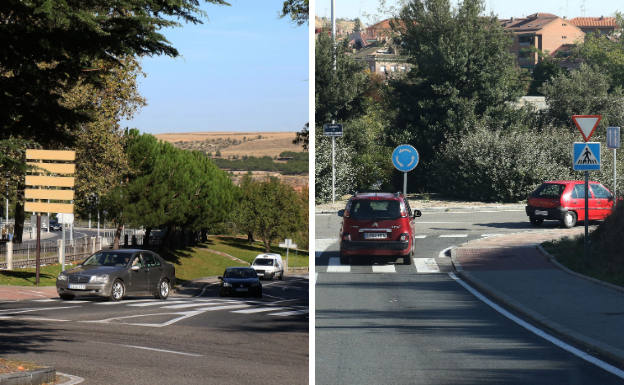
[154,131,302,158]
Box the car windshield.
[253,258,274,266]
[224,269,257,279]
[82,252,131,267]
[532,183,565,199]
[351,200,401,220]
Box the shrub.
[430,126,576,202]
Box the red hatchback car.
[338,192,422,265]
[525,180,615,228]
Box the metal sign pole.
[403,172,407,196]
[614,148,617,199]
[584,171,589,260]
[332,135,336,204]
[36,213,41,286]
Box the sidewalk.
[452,228,624,368]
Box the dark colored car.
[49,220,62,231]
[526,180,615,228]
[56,249,175,301]
[218,267,262,298]
[338,192,422,265]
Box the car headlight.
[57,274,67,281]
[89,275,109,284]
[223,282,232,287]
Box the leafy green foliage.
[431,126,576,202]
[540,64,624,128]
[213,152,308,174]
[233,175,307,251]
[280,0,309,25]
[388,0,523,167]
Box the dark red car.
[338,192,421,265]
[525,180,615,228]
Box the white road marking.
[372,265,396,273]
[97,299,158,305]
[120,344,203,357]
[32,299,58,303]
[56,372,85,385]
[315,238,338,253]
[449,272,624,380]
[439,234,468,238]
[414,258,440,273]
[14,316,70,322]
[326,257,350,272]
[0,306,79,315]
[192,304,251,312]
[161,300,238,309]
[413,235,427,239]
[269,310,308,317]
[481,233,503,238]
[128,300,188,307]
[231,307,286,314]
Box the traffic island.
[0,358,55,385]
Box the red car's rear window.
[532,183,566,199]
[350,199,401,220]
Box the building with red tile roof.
[569,16,618,35]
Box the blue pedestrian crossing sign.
[573,142,601,171]
[392,145,419,172]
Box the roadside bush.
[591,201,624,276]
[430,126,576,202]
[315,134,361,203]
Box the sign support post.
[607,126,620,198]
[584,171,589,259]
[332,134,336,204]
[392,145,419,196]
[36,213,41,285]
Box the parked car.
[251,253,284,280]
[525,180,615,228]
[218,267,262,298]
[338,192,422,265]
[56,249,175,301]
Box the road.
[0,276,308,385]
[315,209,624,385]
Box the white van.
[251,253,284,280]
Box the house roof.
[569,17,617,28]
[502,13,559,32]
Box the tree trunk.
[144,227,152,247]
[113,223,123,249]
[13,179,25,243]
[247,231,254,243]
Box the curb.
[450,246,624,369]
[0,367,55,385]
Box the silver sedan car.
[56,249,176,301]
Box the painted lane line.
[372,265,396,273]
[128,300,188,307]
[269,310,308,317]
[161,301,238,309]
[326,256,350,272]
[120,344,203,357]
[0,306,79,315]
[14,316,70,322]
[414,258,440,273]
[481,233,504,238]
[192,304,251,312]
[56,372,85,385]
[231,307,286,314]
[449,272,624,380]
[413,235,427,239]
[32,299,58,303]
[97,299,158,305]
[439,234,468,238]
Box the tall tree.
[388,0,522,168]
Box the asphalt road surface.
[0,276,308,385]
[315,209,624,385]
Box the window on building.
[379,65,386,73]
[391,66,396,72]
[562,36,567,39]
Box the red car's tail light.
[342,233,351,241]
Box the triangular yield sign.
[575,144,599,165]
[572,115,601,142]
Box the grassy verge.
[0,235,309,286]
[543,235,624,288]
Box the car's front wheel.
[110,279,125,301]
[155,278,170,300]
[561,211,577,228]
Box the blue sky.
[124,0,308,134]
[318,0,622,24]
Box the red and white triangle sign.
[572,115,601,142]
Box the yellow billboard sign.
[25,149,76,214]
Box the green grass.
[543,236,624,287]
[0,235,309,287]
[0,263,77,286]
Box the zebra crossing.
[320,256,441,274]
[9,297,308,326]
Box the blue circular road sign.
[392,144,419,172]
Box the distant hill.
[154,131,303,159]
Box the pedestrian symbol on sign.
[576,144,598,165]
